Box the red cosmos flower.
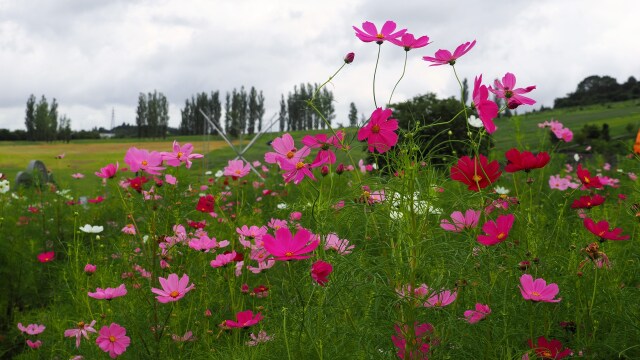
[472,75,499,134]
[571,194,606,209]
[527,336,572,359]
[88,196,105,204]
[196,195,215,213]
[504,148,550,173]
[311,260,333,286]
[352,20,406,44]
[127,176,148,193]
[37,251,55,263]
[422,40,476,66]
[450,155,502,191]
[357,108,399,154]
[583,218,630,241]
[576,164,603,189]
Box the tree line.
[23,95,72,142]
[554,75,640,108]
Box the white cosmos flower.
[468,115,483,128]
[494,186,510,195]
[573,153,580,162]
[276,203,288,210]
[79,224,104,233]
[214,170,224,178]
[0,179,10,194]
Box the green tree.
[34,96,49,141]
[279,94,287,132]
[136,93,147,138]
[24,95,36,140]
[348,102,358,127]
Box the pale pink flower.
[124,147,165,175]
[224,159,251,178]
[246,330,273,346]
[151,273,195,303]
[171,330,196,342]
[26,339,42,349]
[165,174,177,185]
[324,233,355,255]
[440,209,481,232]
[265,133,297,164]
[210,251,237,268]
[64,320,97,348]
[247,259,276,274]
[17,323,45,335]
[121,224,136,235]
[71,173,85,179]
[423,289,457,307]
[88,284,127,300]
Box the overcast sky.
[1,0,638,132]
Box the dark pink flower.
[423,289,457,308]
[222,310,263,329]
[357,108,399,154]
[583,218,629,241]
[96,323,130,359]
[477,214,515,246]
[472,75,499,134]
[352,20,406,44]
[151,273,195,303]
[391,32,431,51]
[311,260,333,286]
[344,52,355,64]
[95,162,119,179]
[463,303,491,324]
[276,146,319,185]
[262,227,319,261]
[422,40,476,66]
[37,251,55,263]
[519,274,561,303]
[489,72,536,109]
[391,322,435,359]
[528,336,572,359]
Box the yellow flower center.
[170,290,180,298]
[77,321,85,328]
[109,335,117,343]
[141,160,148,166]
[371,124,381,133]
[284,251,294,257]
[295,162,305,170]
[541,350,552,358]
[583,177,590,184]
[472,174,482,182]
[598,230,605,236]
[531,291,541,297]
[177,152,183,158]
[286,151,295,159]
[235,170,242,175]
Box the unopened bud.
[344,52,355,64]
[321,165,329,176]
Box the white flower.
[205,170,213,175]
[468,115,483,128]
[573,153,580,162]
[494,186,510,195]
[0,179,10,194]
[79,224,104,233]
[214,170,224,178]
[276,203,288,210]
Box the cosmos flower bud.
[321,165,329,176]
[344,52,355,64]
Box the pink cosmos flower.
[96,323,130,359]
[391,32,431,51]
[71,173,85,179]
[276,146,319,184]
[477,214,515,246]
[423,289,457,308]
[189,235,225,252]
[88,284,127,300]
[519,274,561,303]
[237,225,268,248]
[210,251,238,268]
[301,132,343,165]
[95,162,119,179]
[26,339,42,349]
[224,159,251,179]
[262,227,319,261]
[124,147,165,175]
[548,175,580,191]
[583,218,630,241]
[246,330,273,346]
[37,251,55,263]
[392,322,435,360]
[17,323,46,335]
[357,107,399,154]
[324,233,355,255]
[268,218,288,230]
[84,264,96,274]
[162,141,203,169]
[440,209,481,232]
[171,330,196,342]
[422,40,476,66]
[311,260,333,286]
[165,174,177,185]
[64,320,97,348]
[265,133,297,164]
[121,224,136,235]
[489,72,536,109]
[247,259,276,274]
[151,273,195,303]
[352,20,406,44]
[463,303,491,324]
[472,75,499,134]
[222,310,263,329]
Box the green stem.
[372,44,381,108]
[387,51,408,106]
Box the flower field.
[1,20,639,360]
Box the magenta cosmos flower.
[472,75,499,134]
[95,162,119,179]
[151,273,195,303]
[88,284,127,300]
[477,214,515,246]
[352,20,406,44]
[489,72,536,109]
[64,320,97,348]
[528,336,572,359]
[311,260,333,286]
[422,40,476,66]
[37,251,55,263]
[223,159,251,179]
[262,227,319,261]
[583,218,630,241]
[162,141,203,169]
[519,274,561,303]
[223,310,263,329]
[357,108,399,154]
[391,32,431,51]
[124,147,165,175]
[423,289,457,308]
[464,303,491,324]
[440,209,481,232]
[276,146,320,185]
[96,323,130,359]
[391,322,435,360]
